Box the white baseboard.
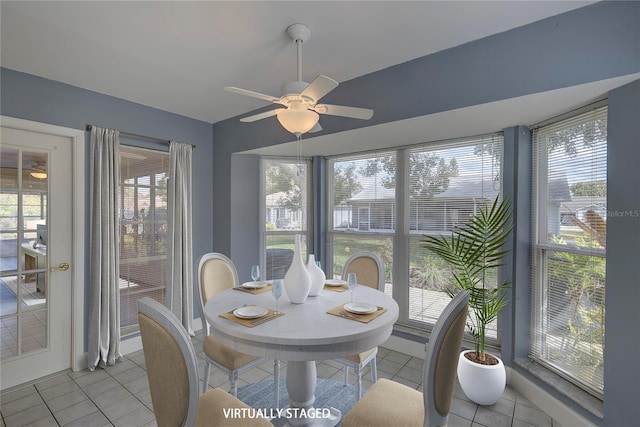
[121,317,205,356]
[119,335,144,356]
[381,334,426,358]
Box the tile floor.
[1,329,562,427]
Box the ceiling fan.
[30,162,47,179]
[224,23,374,137]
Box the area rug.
[237,378,357,424]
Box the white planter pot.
[457,350,506,405]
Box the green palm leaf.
[420,196,513,358]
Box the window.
[326,137,503,338]
[407,135,503,339]
[262,158,311,280]
[119,146,169,336]
[0,149,49,357]
[531,106,607,397]
[328,152,396,294]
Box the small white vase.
[306,254,325,297]
[283,234,311,304]
[457,350,506,405]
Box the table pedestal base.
[271,361,341,427]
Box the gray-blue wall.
[603,79,640,426]
[229,153,261,281]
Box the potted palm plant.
[421,196,512,405]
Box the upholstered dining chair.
[342,290,470,427]
[137,297,273,427]
[336,251,385,399]
[197,253,280,405]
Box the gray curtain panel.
[167,141,194,334]
[88,126,121,370]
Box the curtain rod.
[85,124,195,149]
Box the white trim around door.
[1,116,86,372]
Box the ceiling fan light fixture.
[30,171,47,179]
[276,108,319,136]
[30,162,47,179]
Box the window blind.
[329,152,396,233]
[119,146,169,336]
[407,134,503,340]
[262,158,311,280]
[327,152,395,291]
[531,105,607,397]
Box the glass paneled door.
[0,125,73,389]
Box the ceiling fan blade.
[309,122,323,133]
[314,104,374,120]
[239,108,283,123]
[225,87,281,103]
[300,75,338,104]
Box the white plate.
[344,302,378,314]
[233,306,269,319]
[241,281,269,289]
[325,279,347,287]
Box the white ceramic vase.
[306,254,325,297]
[283,234,312,304]
[457,350,506,405]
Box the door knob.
[50,262,70,272]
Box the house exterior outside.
[559,196,607,225]
[265,191,302,230]
[429,177,501,234]
[341,176,503,234]
[344,181,395,231]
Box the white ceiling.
[2,1,595,125]
[5,1,634,158]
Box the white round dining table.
[204,284,399,427]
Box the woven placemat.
[220,307,284,327]
[327,304,387,323]
[323,284,348,292]
[233,284,273,295]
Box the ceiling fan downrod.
[287,23,311,83]
[296,38,302,82]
